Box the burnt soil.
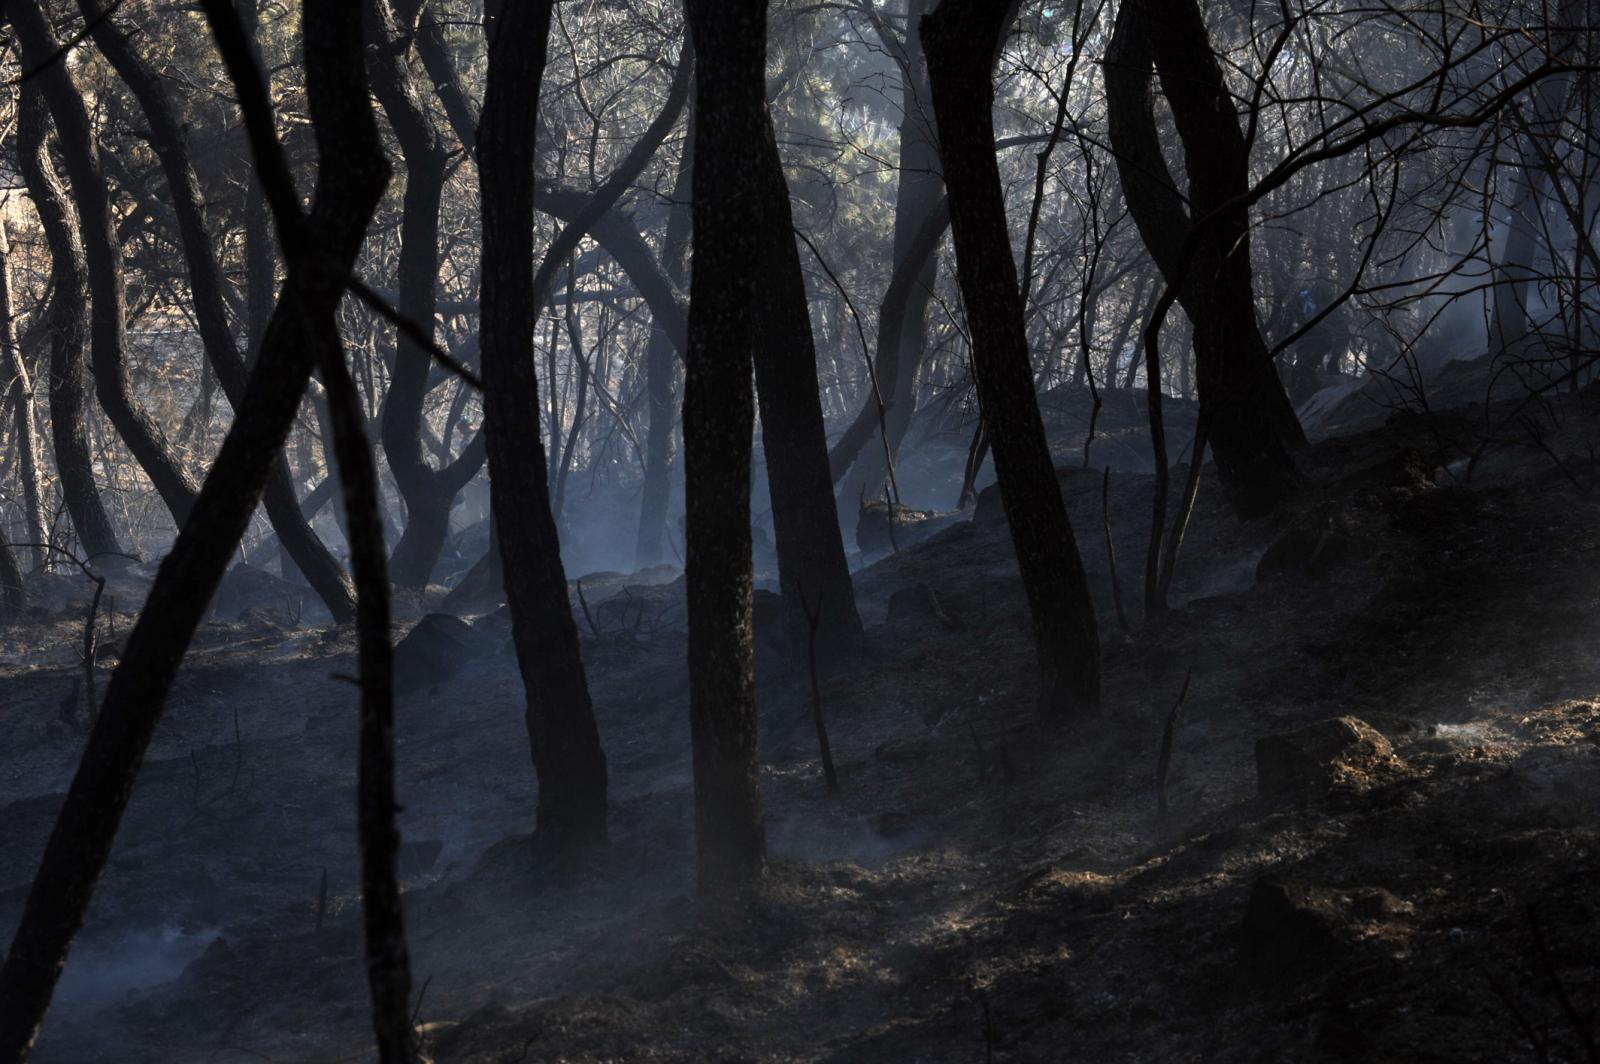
[2,380,1599,1063]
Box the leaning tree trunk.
[750,110,864,662]
[1104,0,1305,519]
[681,0,769,898]
[0,0,394,1054]
[15,87,121,561]
[0,222,49,572]
[7,0,201,528]
[80,0,357,621]
[922,0,1102,720]
[476,0,609,851]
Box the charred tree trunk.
[317,315,417,1064]
[369,0,485,590]
[16,88,120,561]
[0,533,23,617]
[80,0,357,621]
[923,0,1102,719]
[1104,0,1304,519]
[476,0,609,850]
[8,0,201,527]
[635,114,694,569]
[0,222,48,573]
[0,1,393,1054]
[681,0,769,897]
[750,112,864,660]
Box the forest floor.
[3,368,1600,1063]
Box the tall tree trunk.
[0,1,393,1054]
[923,0,1102,719]
[80,0,357,621]
[0,222,49,572]
[369,0,485,590]
[477,0,609,850]
[681,0,769,898]
[15,87,121,561]
[750,111,864,661]
[1104,0,1304,519]
[7,0,201,527]
[635,112,694,569]
[317,314,418,1064]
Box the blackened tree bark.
[750,113,864,659]
[635,114,694,569]
[368,0,485,590]
[0,0,394,1054]
[79,0,357,621]
[0,222,48,573]
[7,0,201,526]
[16,88,121,561]
[680,0,769,897]
[476,0,609,850]
[1104,0,1305,519]
[206,6,421,1041]
[0,534,23,617]
[316,316,418,1064]
[922,0,1101,719]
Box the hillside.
[3,380,1598,1062]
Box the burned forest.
[2,0,1600,1061]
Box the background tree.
[14,85,121,560]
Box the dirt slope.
[2,384,1597,1063]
